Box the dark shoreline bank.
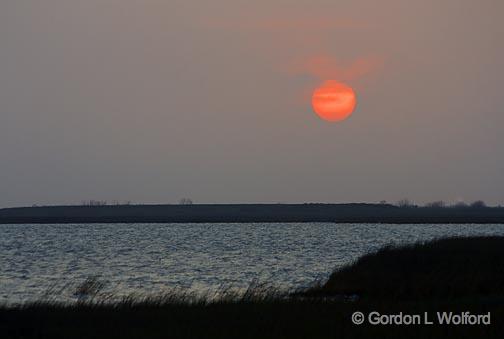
[1,203,504,224]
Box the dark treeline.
[1,203,504,224]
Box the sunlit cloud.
[286,55,384,82]
[203,16,366,32]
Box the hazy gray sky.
[1,1,503,207]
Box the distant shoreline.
[1,203,504,224]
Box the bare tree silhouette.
[397,199,414,208]
[470,200,486,208]
[179,198,193,205]
[425,201,446,208]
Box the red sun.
[312,80,356,122]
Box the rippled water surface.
[1,223,504,303]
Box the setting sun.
[312,80,356,122]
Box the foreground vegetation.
[2,236,504,338]
[305,236,504,299]
[3,298,504,339]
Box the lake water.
[1,223,504,303]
